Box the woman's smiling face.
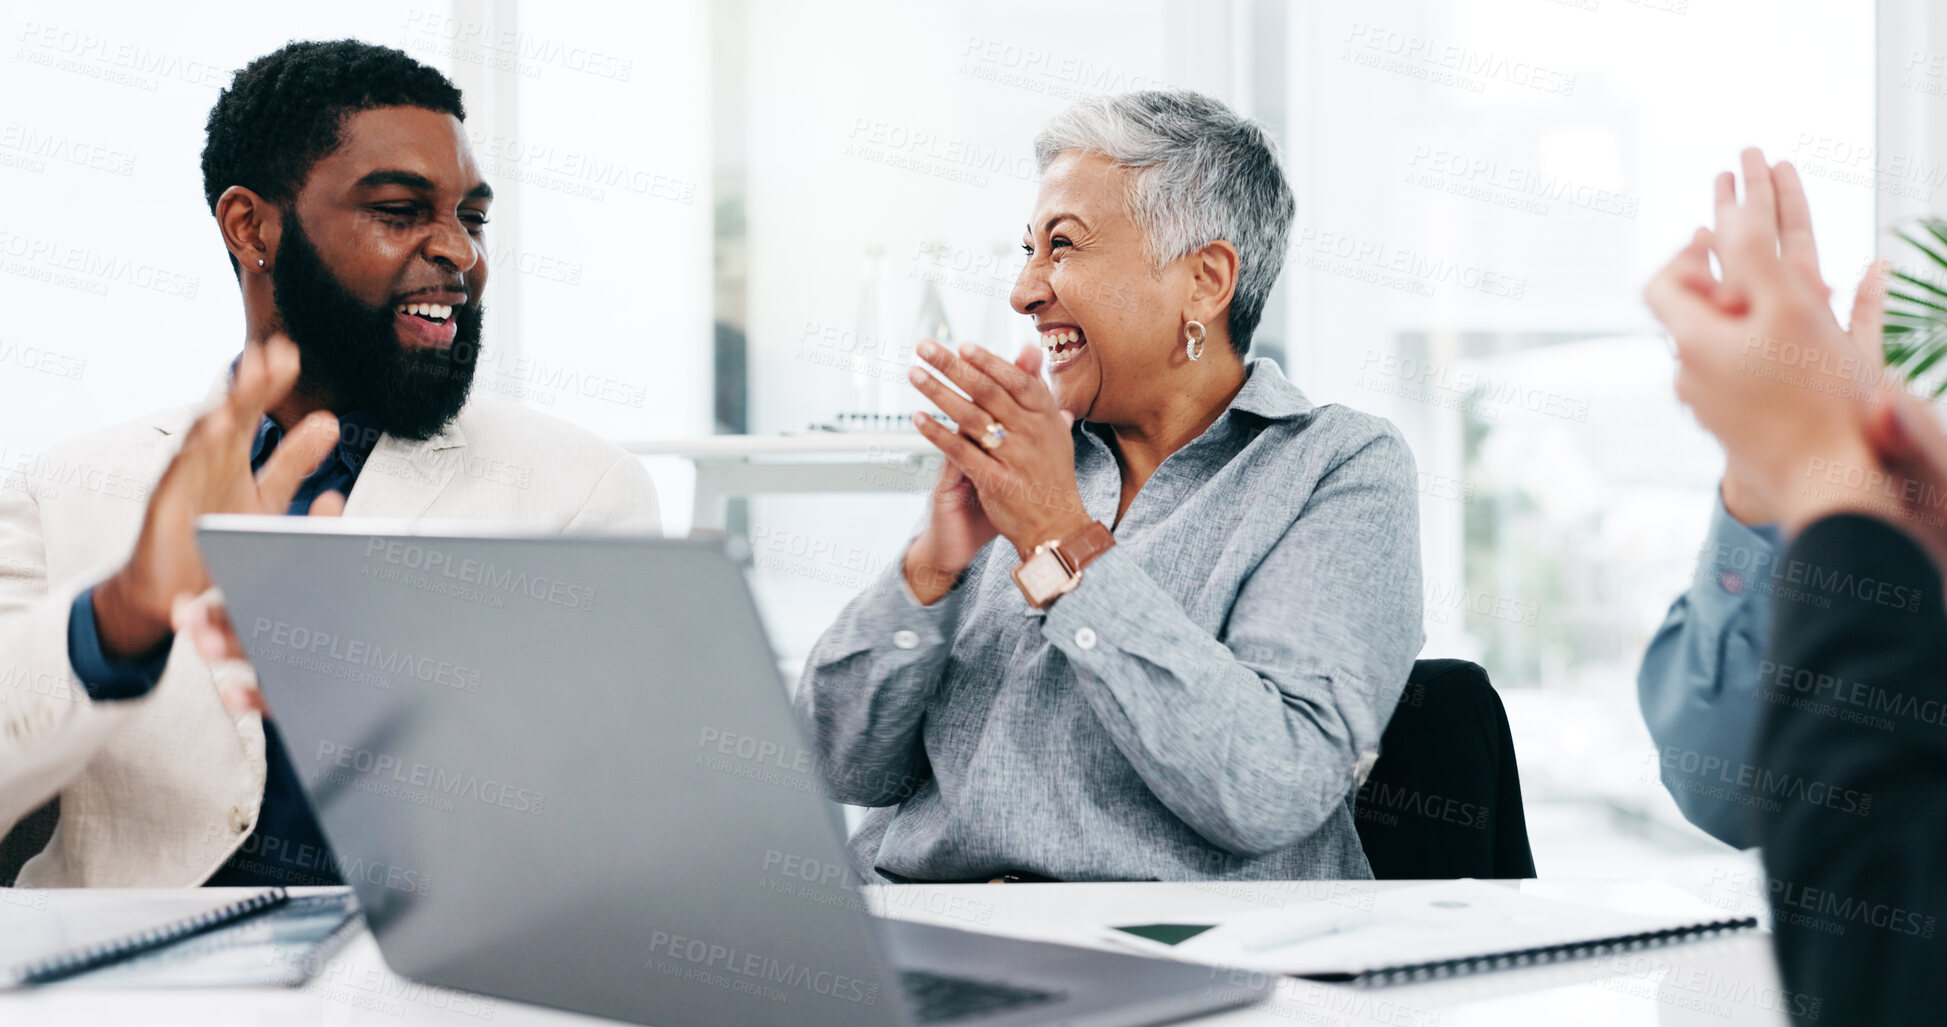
[1011,151,1197,423]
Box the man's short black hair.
[201,39,465,221]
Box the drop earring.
[1183,320,1205,362]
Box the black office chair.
[0,798,57,886]
[1353,659,1536,879]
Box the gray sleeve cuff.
[811,551,971,663]
[1040,547,1175,664]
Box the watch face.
[1016,550,1072,598]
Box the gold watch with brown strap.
[1010,521,1116,609]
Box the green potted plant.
[1885,218,1947,397]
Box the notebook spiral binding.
[264,894,366,983]
[14,887,291,985]
[1338,916,1762,987]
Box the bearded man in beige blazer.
[0,41,659,887]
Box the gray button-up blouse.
[794,358,1425,882]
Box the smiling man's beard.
[269,214,483,441]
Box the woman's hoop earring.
[1184,320,1205,362]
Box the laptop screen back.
[198,519,909,1027]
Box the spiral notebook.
[1104,880,1758,986]
[0,886,359,988]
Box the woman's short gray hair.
[1034,90,1295,354]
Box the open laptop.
[197,517,1271,1026]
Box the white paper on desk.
[1129,880,1725,979]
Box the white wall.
[0,0,713,493]
[734,0,1174,658]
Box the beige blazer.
[0,383,659,886]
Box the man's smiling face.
[269,105,493,440]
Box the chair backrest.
[0,798,57,886]
[1353,659,1536,879]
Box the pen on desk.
[1240,912,1367,952]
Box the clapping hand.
[901,340,1094,604]
[94,334,345,715]
[1861,390,1947,573]
[1646,147,1893,534]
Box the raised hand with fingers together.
[902,339,1094,604]
[91,333,344,670]
[1645,147,1894,534]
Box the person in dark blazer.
[1645,146,1947,1024]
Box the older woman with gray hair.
[795,90,1424,882]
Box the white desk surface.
[1,879,1788,1026]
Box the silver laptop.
[197,517,1270,1026]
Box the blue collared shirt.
[65,410,379,886]
[1637,492,1780,848]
